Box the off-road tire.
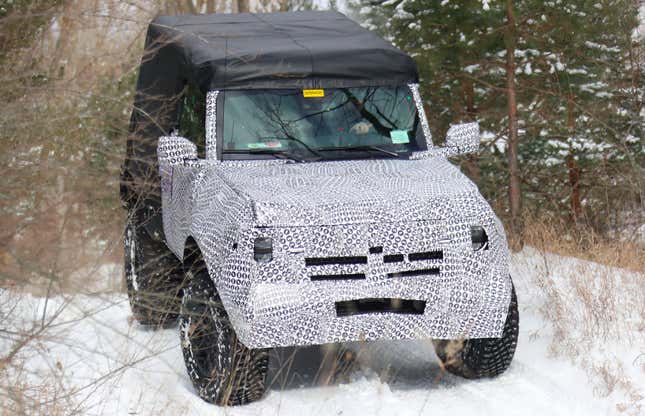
[432,282,519,379]
[180,254,269,406]
[124,212,184,326]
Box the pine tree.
[350,0,643,235]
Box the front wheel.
[179,254,269,406]
[432,282,519,379]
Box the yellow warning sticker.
[303,89,325,98]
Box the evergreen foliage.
[351,0,643,233]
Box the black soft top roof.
[124,12,418,216]
[140,10,418,92]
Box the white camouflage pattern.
[157,85,512,349]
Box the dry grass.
[0,292,79,415]
[520,213,644,273]
[520,213,644,347]
[514,213,644,415]
[0,0,151,295]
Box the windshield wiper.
[257,135,324,159]
[222,149,310,163]
[317,145,400,158]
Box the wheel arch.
[182,236,202,265]
[182,236,219,287]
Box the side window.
[178,83,206,158]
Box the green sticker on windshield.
[248,141,282,149]
[390,130,410,144]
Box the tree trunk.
[566,97,582,224]
[237,0,250,13]
[462,76,480,182]
[505,0,522,250]
[566,154,581,223]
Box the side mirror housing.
[157,136,198,200]
[158,136,198,166]
[445,122,480,155]
[410,122,480,160]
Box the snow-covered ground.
[2,248,643,415]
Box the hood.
[217,158,488,227]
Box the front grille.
[305,248,444,281]
[310,273,366,282]
[383,254,404,263]
[387,268,440,278]
[335,298,426,317]
[305,256,368,266]
[408,250,443,261]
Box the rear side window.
[178,83,206,158]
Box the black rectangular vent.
[310,273,366,281]
[387,268,440,278]
[369,246,383,254]
[335,298,426,317]
[383,254,404,263]
[305,256,368,266]
[408,250,443,261]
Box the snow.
[524,62,532,75]
[584,41,621,53]
[2,249,643,415]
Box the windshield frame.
[208,84,432,162]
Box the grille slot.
[310,273,366,281]
[408,250,443,261]
[305,256,367,266]
[335,298,426,317]
[383,254,404,263]
[369,246,383,254]
[388,268,440,278]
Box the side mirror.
[445,122,480,155]
[157,136,198,166]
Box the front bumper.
[215,219,511,349]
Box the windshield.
[220,86,423,161]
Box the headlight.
[253,237,273,262]
[471,226,489,251]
